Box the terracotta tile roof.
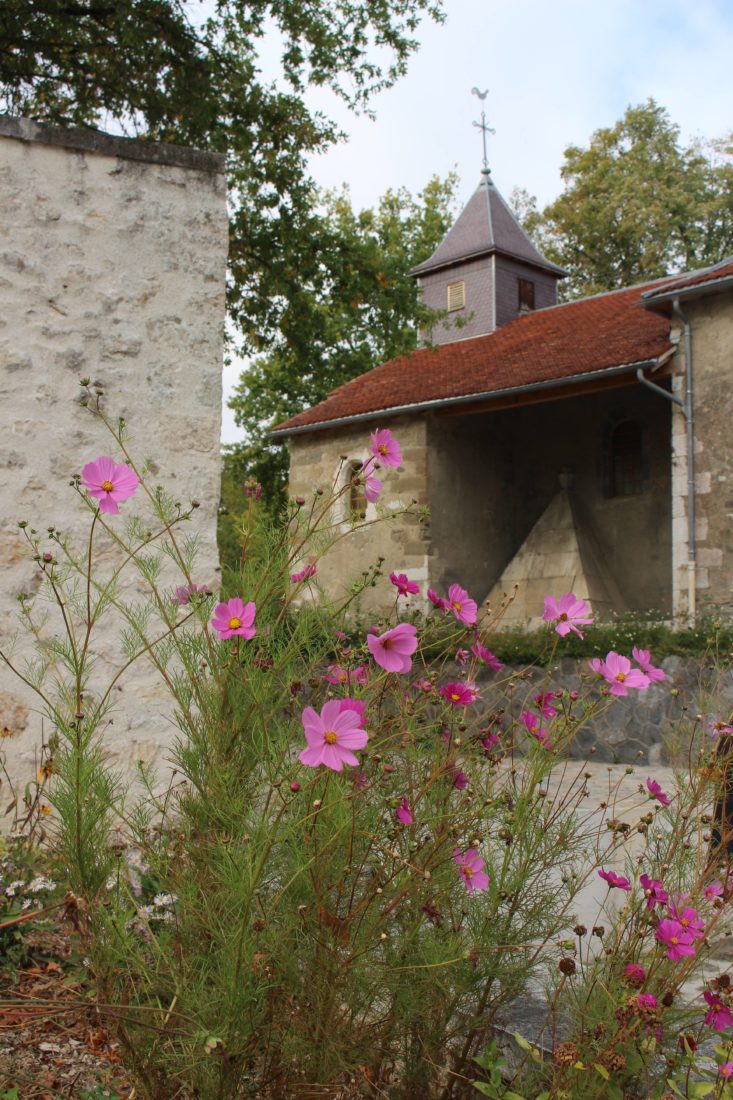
[410,175,566,276]
[641,257,733,301]
[274,279,674,436]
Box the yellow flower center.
[382,638,392,649]
[339,672,347,682]
[450,693,460,701]
[680,917,689,926]
[101,479,114,492]
[228,617,242,629]
[452,601,462,612]
[463,865,473,877]
[671,936,679,945]
[324,730,338,745]
[378,444,388,455]
[616,672,626,682]
[560,612,568,621]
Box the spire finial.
[471,87,495,177]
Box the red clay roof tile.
[275,277,676,435]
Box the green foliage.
[511,100,733,299]
[7,399,733,1098]
[482,612,733,667]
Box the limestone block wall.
[287,417,431,615]
[0,117,228,794]
[683,294,733,614]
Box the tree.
[1,0,445,353]
[515,101,733,299]
[223,174,459,521]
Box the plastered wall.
[0,117,228,795]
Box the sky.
[221,0,733,443]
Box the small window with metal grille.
[447,281,465,312]
[518,278,535,312]
[609,420,643,497]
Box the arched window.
[609,420,643,497]
[348,460,367,518]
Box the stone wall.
[473,654,732,765]
[0,117,228,794]
[287,417,431,614]
[684,294,733,613]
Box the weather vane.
[471,87,494,176]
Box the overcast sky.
[221,0,733,443]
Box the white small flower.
[28,875,56,893]
[153,893,177,909]
[5,879,24,897]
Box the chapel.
[274,155,733,626]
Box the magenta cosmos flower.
[704,990,733,1031]
[639,873,668,910]
[389,571,420,597]
[646,777,671,806]
[704,880,724,901]
[440,681,475,707]
[454,848,489,893]
[447,583,478,626]
[82,455,139,515]
[427,588,449,611]
[299,699,369,771]
[598,868,631,891]
[210,598,256,640]
[624,962,646,987]
[472,641,504,671]
[632,647,665,683]
[520,711,549,745]
[396,797,413,825]
[367,623,418,674]
[543,592,593,638]
[369,429,402,468]
[720,1062,733,1079]
[709,716,733,737]
[655,918,696,961]
[291,562,317,584]
[594,651,650,696]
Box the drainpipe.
[635,296,696,621]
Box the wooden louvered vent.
[447,280,465,312]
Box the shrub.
[4,389,733,1099]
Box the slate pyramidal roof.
[273,250,733,438]
[409,172,566,278]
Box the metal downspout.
[635,296,696,620]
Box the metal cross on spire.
[471,87,495,177]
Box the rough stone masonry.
[0,117,228,799]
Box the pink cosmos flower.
[520,711,549,745]
[174,581,212,605]
[396,797,413,825]
[453,848,490,893]
[455,648,470,666]
[704,990,733,1031]
[299,699,369,771]
[290,562,317,583]
[646,777,671,806]
[637,993,658,1010]
[360,459,383,504]
[412,678,432,693]
[596,651,650,696]
[720,1062,733,1078]
[389,571,420,597]
[471,642,504,671]
[534,692,559,719]
[367,623,418,674]
[709,716,733,737]
[655,918,696,961]
[704,881,724,901]
[668,902,705,939]
[632,647,665,683]
[624,962,646,987]
[427,589,449,611]
[340,698,367,726]
[369,429,402,468]
[588,657,604,674]
[440,682,475,707]
[447,584,478,626]
[450,766,469,790]
[481,732,500,751]
[323,665,368,687]
[543,592,594,639]
[82,455,139,515]
[598,868,631,891]
[640,873,668,910]
[210,598,257,640]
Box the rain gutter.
[271,358,661,439]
